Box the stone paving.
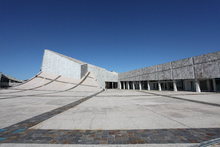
[1,88,220,146]
[1,128,220,144]
[33,90,220,130]
[0,143,198,147]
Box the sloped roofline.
[45,49,118,73]
[45,49,86,65]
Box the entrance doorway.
[105,82,118,89]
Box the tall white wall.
[41,49,118,88]
[41,50,82,79]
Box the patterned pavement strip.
[1,128,220,144]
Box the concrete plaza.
[1,88,220,146]
[32,90,220,130]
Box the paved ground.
[0,143,198,147]
[32,90,220,130]
[1,88,220,146]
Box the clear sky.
[1,0,220,80]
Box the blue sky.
[1,0,220,80]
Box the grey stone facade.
[119,51,220,81]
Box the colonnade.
[119,79,218,92]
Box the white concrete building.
[41,50,118,88]
[41,49,220,92]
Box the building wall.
[41,50,118,88]
[81,64,88,78]
[0,73,22,88]
[88,64,118,88]
[119,51,220,81]
[41,50,220,89]
[41,50,82,79]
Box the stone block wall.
[119,51,220,81]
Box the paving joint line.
[139,90,220,107]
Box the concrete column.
[139,81,142,90]
[195,80,201,93]
[207,80,211,92]
[158,81,162,91]
[132,82,135,90]
[147,81,151,91]
[119,82,121,89]
[127,82,130,90]
[173,80,177,92]
[112,82,114,89]
[213,79,217,92]
[123,82,126,89]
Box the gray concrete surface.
[32,90,220,130]
[0,95,84,128]
[0,72,101,128]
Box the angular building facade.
[41,50,118,88]
[119,51,220,92]
[41,50,220,92]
